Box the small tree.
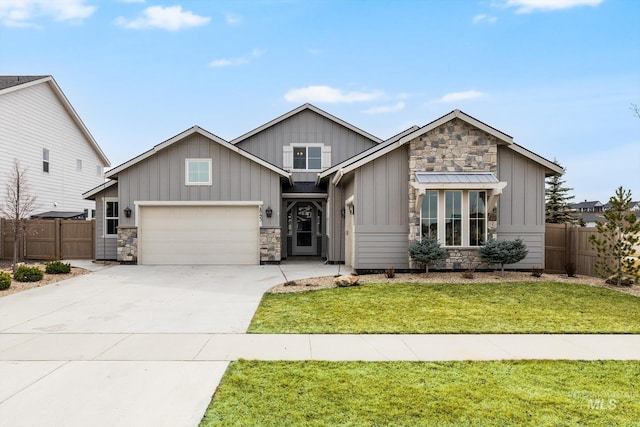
[545,161,577,224]
[479,239,528,274]
[588,187,640,286]
[409,237,447,273]
[0,160,37,272]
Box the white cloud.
[209,49,265,68]
[472,13,497,24]
[504,0,604,14]
[362,101,405,114]
[284,86,383,103]
[115,5,210,30]
[0,0,95,27]
[117,0,145,3]
[307,48,322,55]
[437,90,485,103]
[224,12,242,25]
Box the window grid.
[43,148,49,173]
[420,191,438,239]
[445,191,462,246]
[292,145,322,170]
[185,159,212,185]
[469,191,487,247]
[105,200,118,237]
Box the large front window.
[293,146,322,170]
[420,190,487,247]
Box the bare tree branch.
[1,159,37,272]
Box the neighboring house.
[572,200,604,213]
[0,75,110,219]
[85,104,562,270]
[576,212,605,227]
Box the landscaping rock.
[605,274,636,287]
[334,275,360,287]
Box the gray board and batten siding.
[350,145,410,270]
[234,109,379,182]
[327,132,549,271]
[114,132,283,230]
[497,145,546,269]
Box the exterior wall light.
[265,206,273,218]
[124,206,132,218]
[349,205,354,215]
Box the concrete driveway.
[0,262,340,427]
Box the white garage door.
[138,205,259,265]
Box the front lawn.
[200,360,640,426]
[249,282,640,334]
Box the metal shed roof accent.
[415,172,499,184]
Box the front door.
[293,203,316,255]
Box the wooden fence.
[545,223,598,276]
[0,219,95,261]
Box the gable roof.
[105,125,291,182]
[83,179,118,200]
[322,109,564,184]
[0,75,111,167]
[317,125,419,184]
[231,103,383,145]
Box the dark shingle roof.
[0,75,48,91]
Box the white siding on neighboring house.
[0,79,109,217]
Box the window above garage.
[185,158,212,186]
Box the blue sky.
[1,0,638,203]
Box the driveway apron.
[0,264,301,427]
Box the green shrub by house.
[479,238,528,274]
[408,237,447,273]
[0,272,11,290]
[14,265,43,282]
[45,260,71,274]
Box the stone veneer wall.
[117,226,138,263]
[408,118,499,270]
[260,227,281,264]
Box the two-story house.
[0,76,110,219]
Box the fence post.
[91,219,96,260]
[56,219,62,260]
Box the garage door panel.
[139,205,260,265]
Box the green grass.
[200,360,640,427]
[249,282,640,334]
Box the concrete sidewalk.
[2,333,639,362]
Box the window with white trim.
[283,144,331,171]
[96,165,103,177]
[104,198,119,237]
[43,148,49,173]
[185,158,212,185]
[420,190,487,247]
[445,191,462,246]
[469,191,487,246]
[420,191,438,239]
